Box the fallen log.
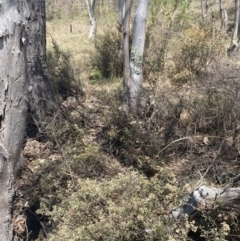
[171,185,240,218]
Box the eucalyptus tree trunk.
[231,0,239,48]
[219,0,228,33]
[220,3,228,34]
[86,0,97,40]
[119,0,133,113]
[201,0,208,20]
[219,0,223,17]
[118,0,124,24]
[24,0,56,119]
[212,11,216,41]
[129,0,150,114]
[0,1,29,239]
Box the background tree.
[229,0,239,52]
[220,0,228,34]
[86,0,97,40]
[119,0,133,113]
[201,0,208,20]
[0,1,29,239]
[129,0,150,114]
[233,0,239,42]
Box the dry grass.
[47,15,91,70]
[46,5,119,82]
[46,0,240,203]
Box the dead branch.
[171,185,240,219]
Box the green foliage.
[144,27,168,87]
[47,38,83,99]
[54,122,83,143]
[46,0,61,21]
[90,67,104,82]
[146,0,192,88]
[149,0,192,24]
[90,25,123,80]
[173,25,226,85]
[46,0,81,21]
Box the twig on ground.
[157,137,190,154]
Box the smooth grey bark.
[220,8,228,33]
[0,1,29,239]
[231,0,239,47]
[23,0,56,119]
[219,0,223,17]
[118,0,124,25]
[129,0,150,114]
[171,185,240,218]
[212,11,216,41]
[201,0,208,20]
[86,0,97,40]
[119,0,133,113]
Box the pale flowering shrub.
[40,170,183,241]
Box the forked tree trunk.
[0,1,29,239]
[130,0,150,114]
[86,0,97,40]
[23,0,56,119]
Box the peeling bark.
[119,0,150,114]
[0,1,29,239]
